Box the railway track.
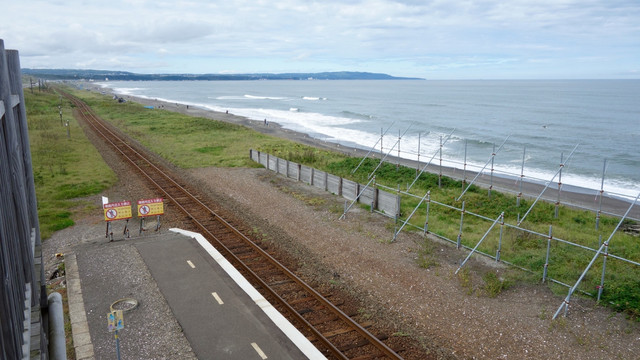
[61,90,410,359]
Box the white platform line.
[170,228,326,360]
[211,292,224,305]
[251,342,268,359]
[186,260,195,268]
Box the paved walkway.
[66,228,325,359]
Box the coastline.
[86,84,639,221]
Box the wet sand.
[90,85,640,221]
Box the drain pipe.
[48,292,67,360]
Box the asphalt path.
[135,233,309,359]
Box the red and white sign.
[137,198,164,217]
[103,201,132,222]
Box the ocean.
[96,80,640,199]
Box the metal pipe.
[393,190,431,242]
[397,129,401,170]
[455,212,504,274]
[517,147,526,207]
[555,152,563,218]
[596,159,607,230]
[457,134,511,201]
[497,213,504,262]
[407,128,455,191]
[543,225,552,283]
[457,201,465,249]
[351,121,396,174]
[438,135,443,188]
[597,239,609,302]
[517,143,579,226]
[462,139,468,192]
[553,192,640,319]
[368,123,413,179]
[424,191,431,235]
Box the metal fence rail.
[251,142,639,318]
[0,39,46,360]
[249,149,401,218]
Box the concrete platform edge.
[169,228,327,360]
[66,253,96,360]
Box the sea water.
[97,80,640,199]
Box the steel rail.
[62,90,403,359]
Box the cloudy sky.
[1,0,639,79]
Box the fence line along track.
[61,90,407,359]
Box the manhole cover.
[110,298,139,313]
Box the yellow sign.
[137,198,164,217]
[103,201,132,222]
[107,310,124,332]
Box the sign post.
[103,201,132,241]
[107,310,124,360]
[137,198,164,234]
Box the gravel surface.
[185,167,639,360]
[42,92,640,359]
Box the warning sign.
[137,198,164,217]
[103,201,132,222]
[107,310,124,332]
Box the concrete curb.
[66,253,95,360]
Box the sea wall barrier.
[249,149,401,217]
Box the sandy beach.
[89,83,639,221]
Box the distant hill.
[21,69,424,81]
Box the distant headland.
[21,69,424,81]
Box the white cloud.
[1,0,638,78]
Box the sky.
[1,0,639,79]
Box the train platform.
[66,227,325,359]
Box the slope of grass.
[26,89,116,239]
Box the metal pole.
[518,143,579,226]
[597,239,609,302]
[488,143,495,198]
[517,147,526,207]
[407,128,455,191]
[397,129,401,170]
[438,135,443,188]
[368,124,413,179]
[457,135,511,201]
[394,190,431,242]
[424,191,431,234]
[462,139,467,193]
[496,213,504,262]
[416,132,421,177]
[380,127,383,158]
[555,152,563,218]
[115,329,121,360]
[596,159,607,230]
[351,121,396,174]
[455,212,504,274]
[553,192,640,319]
[457,201,465,249]
[542,225,552,283]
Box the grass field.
[25,88,116,239]
[39,85,640,318]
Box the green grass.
[26,89,116,239]
[62,86,640,317]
